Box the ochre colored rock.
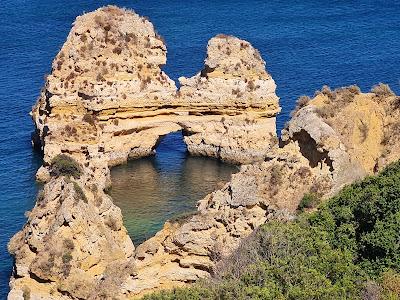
[31,10,279,168]
[9,5,400,300]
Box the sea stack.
[9,6,280,299]
[31,8,280,171]
[8,5,400,300]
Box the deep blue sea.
[1,0,399,297]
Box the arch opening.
[108,131,238,246]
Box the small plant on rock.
[22,286,31,300]
[291,95,311,116]
[371,83,394,98]
[82,113,96,126]
[51,154,82,179]
[73,182,88,204]
[62,252,73,264]
[298,192,320,211]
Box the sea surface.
[0,0,399,297]
[109,131,238,245]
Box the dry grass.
[371,83,395,98]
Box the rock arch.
[10,6,283,299]
[9,6,400,299]
[31,7,280,172]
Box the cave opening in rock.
[291,129,334,171]
[108,131,238,246]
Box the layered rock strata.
[178,35,279,162]
[8,5,400,300]
[31,8,279,168]
[132,84,400,296]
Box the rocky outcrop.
[280,84,400,195]
[129,85,400,296]
[31,9,279,168]
[8,172,136,299]
[9,5,400,300]
[10,5,281,299]
[178,35,279,162]
[132,148,331,295]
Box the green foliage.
[51,154,82,179]
[144,161,400,300]
[62,252,73,264]
[309,161,400,277]
[73,182,88,203]
[146,221,361,300]
[298,193,320,211]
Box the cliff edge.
[8,5,400,300]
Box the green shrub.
[73,182,88,203]
[309,160,400,277]
[51,154,82,179]
[144,161,400,300]
[146,220,361,300]
[298,193,320,211]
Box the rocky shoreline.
[8,6,400,299]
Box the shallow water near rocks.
[2,0,400,297]
[109,132,238,245]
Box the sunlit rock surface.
[8,4,400,300]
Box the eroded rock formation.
[178,35,279,162]
[31,9,279,169]
[8,5,400,300]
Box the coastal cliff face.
[31,7,279,169]
[8,5,400,300]
[130,84,400,296]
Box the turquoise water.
[109,132,238,245]
[1,0,400,297]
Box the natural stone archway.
[9,6,280,299]
[30,7,279,170]
[8,6,400,300]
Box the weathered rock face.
[31,9,279,168]
[178,35,280,162]
[132,149,331,295]
[8,174,136,299]
[11,5,281,299]
[283,85,400,186]
[129,86,400,297]
[9,5,400,300]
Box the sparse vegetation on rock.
[73,181,88,203]
[145,161,400,300]
[297,192,320,211]
[371,83,395,98]
[50,154,82,179]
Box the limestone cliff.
[178,35,280,162]
[31,8,279,168]
[131,85,399,296]
[8,4,400,300]
[283,84,400,186]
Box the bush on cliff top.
[50,154,82,179]
[309,160,400,277]
[144,161,400,300]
